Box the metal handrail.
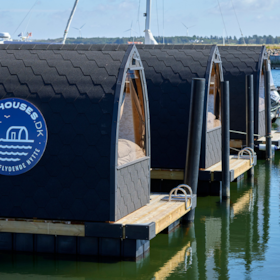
[244,147,255,155]
[237,147,254,166]
[168,184,193,210]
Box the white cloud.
[207,0,276,16]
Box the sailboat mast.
[145,0,152,31]
[62,0,80,44]
[144,0,158,44]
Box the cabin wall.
[259,110,266,137]
[205,128,222,169]
[258,71,266,137]
[115,158,150,221]
[202,61,222,169]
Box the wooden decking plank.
[233,160,252,179]
[207,156,248,172]
[258,130,280,142]
[124,199,191,234]
[229,159,249,171]
[154,202,191,234]
[0,220,85,236]
[151,169,184,180]
[117,194,191,234]
[133,201,180,224]
[117,196,169,224]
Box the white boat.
[269,62,280,121]
[0,32,12,44]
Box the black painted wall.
[0,44,143,222]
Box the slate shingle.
[137,44,222,169]
[0,44,131,222]
[219,46,268,139]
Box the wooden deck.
[151,169,184,180]
[256,130,280,146]
[117,194,191,235]
[230,130,280,148]
[151,155,255,182]
[0,219,85,236]
[205,155,254,180]
[0,194,192,239]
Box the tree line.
[36,35,280,45]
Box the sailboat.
[0,32,12,44]
[1,0,79,45]
[269,61,280,122]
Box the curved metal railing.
[168,184,193,210]
[237,147,255,166]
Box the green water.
[0,155,279,279]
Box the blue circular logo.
[0,98,48,176]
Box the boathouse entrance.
[219,46,269,143]
[137,45,224,189]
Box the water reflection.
[0,157,279,279]
[193,158,273,280]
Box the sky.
[0,0,279,40]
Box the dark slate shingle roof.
[137,44,217,169]
[219,46,268,137]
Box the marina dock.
[151,154,256,195]
[230,130,280,148]
[0,193,194,259]
[0,43,274,260]
[256,130,280,146]
[151,156,255,182]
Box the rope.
[217,0,229,44]
[229,130,260,137]
[230,0,246,45]
[13,0,39,36]
[137,0,141,37]
[230,147,241,152]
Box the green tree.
[266,35,274,44]
[256,36,262,44]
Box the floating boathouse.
[137,45,256,195]
[137,45,226,191]
[137,45,223,170]
[0,44,150,222]
[219,46,269,143]
[0,44,194,259]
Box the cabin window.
[259,70,265,111]
[118,69,146,166]
[207,63,222,130]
